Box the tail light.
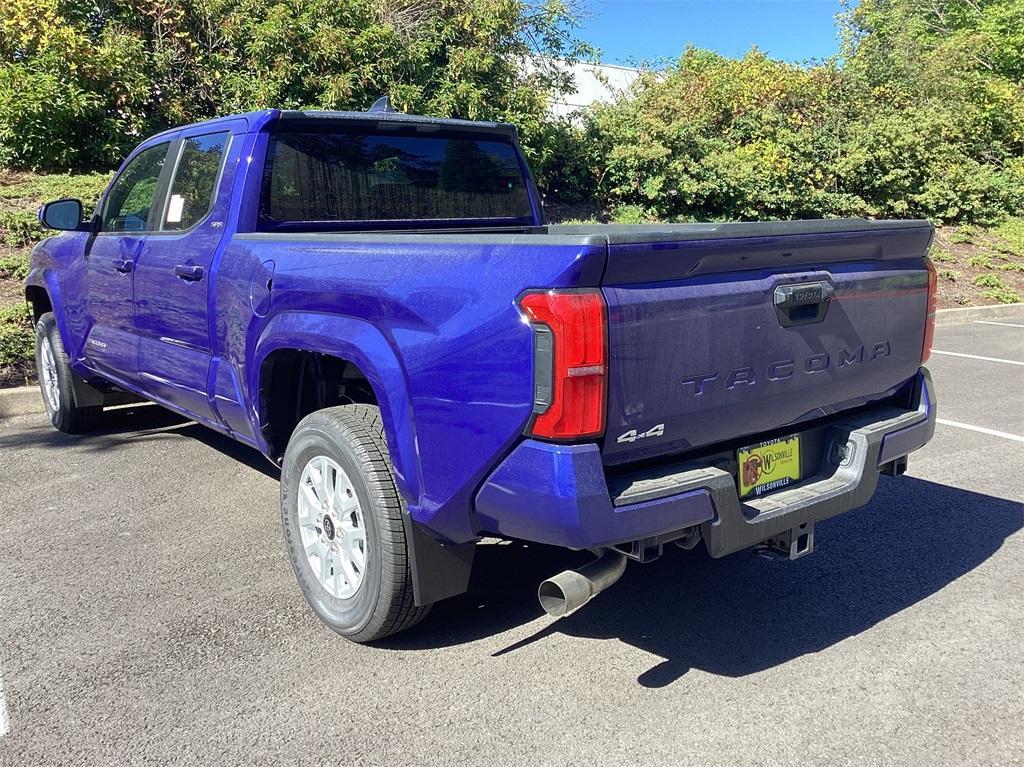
[922,257,937,363]
[518,289,607,440]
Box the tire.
[280,404,430,643]
[35,312,102,433]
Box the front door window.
[101,142,170,233]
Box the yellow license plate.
[738,436,802,498]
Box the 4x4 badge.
[616,424,665,444]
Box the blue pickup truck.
[27,106,937,642]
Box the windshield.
[259,129,534,229]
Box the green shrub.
[938,268,958,282]
[610,204,651,224]
[0,66,98,170]
[0,211,42,247]
[1,0,593,174]
[968,254,994,268]
[997,261,1024,272]
[982,285,1022,304]
[949,225,975,244]
[0,172,111,250]
[994,217,1024,257]
[0,302,33,366]
[967,270,1024,306]
[0,172,112,211]
[974,273,1005,288]
[0,253,29,280]
[580,0,1024,223]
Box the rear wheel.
[35,312,102,433]
[280,404,429,642]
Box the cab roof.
[145,108,519,142]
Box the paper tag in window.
[166,194,185,224]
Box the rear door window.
[259,130,533,227]
[163,132,231,231]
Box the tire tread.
[36,313,102,433]
[285,404,429,642]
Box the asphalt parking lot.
[1,312,1022,767]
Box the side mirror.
[39,199,84,231]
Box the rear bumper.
[474,368,935,554]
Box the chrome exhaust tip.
[538,549,628,617]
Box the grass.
[929,248,956,263]
[928,216,1024,308]
[993,217,1024,256]
[0,171,110,247]
[0,170,110,383]
[973,273,1022,303]
[0,253,29,280]
[974,273,1004,288]
[0,171,112,205]
[0,302,33,366]
[948,225,975,244]
[981,285,1022,303]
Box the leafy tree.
[0,0,592,170]
[582,1,1024,223]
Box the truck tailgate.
[600,220,933,466]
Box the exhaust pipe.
[538,549,628,617]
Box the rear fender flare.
[251,311,423,508]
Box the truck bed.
[236,218,933,469]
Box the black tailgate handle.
[774,281,833,327]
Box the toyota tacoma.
[26,104,937,642]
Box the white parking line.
[931,350,1024,366]
[973,320,1024,328]
[936,418,1024,443]
[0,672,8,738]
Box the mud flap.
[405,518,475,607]
[69,372,104,408]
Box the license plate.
[737,435,802,498]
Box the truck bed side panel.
[213,233,607,542]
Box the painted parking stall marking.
[931,312,1024,444]
[0,672,9,738]
[931,350,1024,366]
[935,419,1024,444]
[973,320,1024,329]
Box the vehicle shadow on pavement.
[385,477,1022,687]
[0,403,280,479]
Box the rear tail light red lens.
[922,257,937,363]
[518,289,607,440]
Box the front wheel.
[280,404,430,643]
[35,312,102,433]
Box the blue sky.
[576,0,847,65]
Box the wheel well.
[259,350,378,461]
[25,285,52,321]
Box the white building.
[520,59,647,118]
[547,61,645,117]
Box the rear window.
[259,130,533,228]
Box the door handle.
[112,257,134,273]
[773,281,834,327]
[175,264,205,282]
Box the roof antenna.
[368,96,398,113]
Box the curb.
[936,303,1024,326]
[0,385,43,420]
